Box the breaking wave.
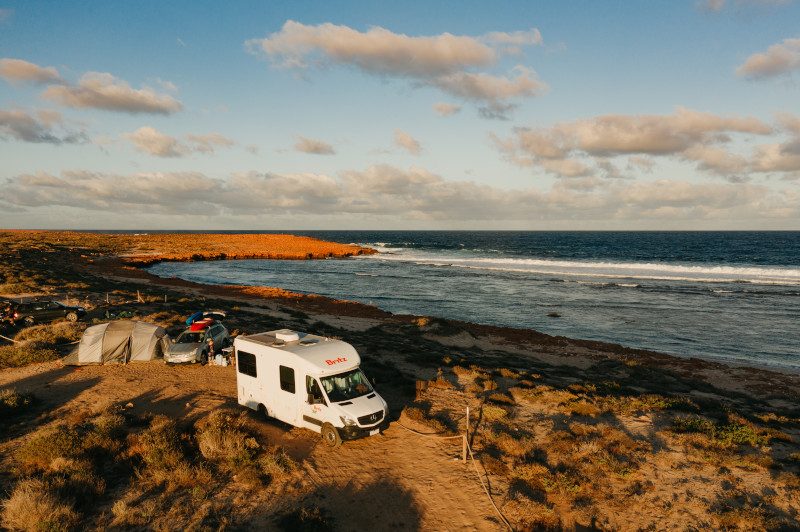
[363,252,800,285]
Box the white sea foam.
[363,251,800,285]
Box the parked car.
[11,300,86,326]
[165,319,230,364]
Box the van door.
[236,349,259,410]
[272,364,299,425]
[299,375,328,433]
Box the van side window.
[238,351,257,377]
[279,366,295,393]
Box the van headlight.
[339,415,356,426]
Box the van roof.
[236,329,360,375]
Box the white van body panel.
[234,329,387,438]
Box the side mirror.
[307,393,315,405]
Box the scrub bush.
[1,478,79,532]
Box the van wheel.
[23,316,34,327]
[200,350,208,365]
[257,404,270,420]
[65,312,78,322]
[321,423,342,448]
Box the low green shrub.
[671,415,771,447]
[0,345,60,368]
[0,388,35,419]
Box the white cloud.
[394,129,422,155]
[481,29,543,46]
[433,102,461,117]
[43,72,182,115]
[0,108,86,144]
[736,37,800,79]
[433,66,546,103]
[777,113,800,134]
[125,127,187,157]
[0,58,62,85]
[124,127,235,157]
[627,156,656,173]
[248,20,497,76]
[494,107,773,178]
[3,165,797,225]
[294,136,335,155]
[186,133,234,153]
[682,145,750,177]
[247,21,546,116]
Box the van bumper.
[340,420,389,441]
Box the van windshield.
[320,369,373,403]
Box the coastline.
[2,230,799,530]
[3,230,798,389]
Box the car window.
[177,331,204,343]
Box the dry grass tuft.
[487,392,515,405]
[14,322,85,348]
[0,388,35,418]
[0,345,61,368]
[502,494,562,531]
[563,399,601,417]
[196,411,296,485]
[277,505,335,531]
[671,414,773,448]
[413,316,431,328]
[481,404,509,422]
[498,367,521,379]
[429,373,455,389]
[402,402,452,434]
[1,478,79,532]
[16,425,81,473]
[131,415,210,492]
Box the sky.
[1,0,799,230]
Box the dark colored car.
[10,300,86,326]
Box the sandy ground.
[0,361,503,530]
[1,231,799,529]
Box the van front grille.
[358,410,384,426]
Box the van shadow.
[270,477,423,532]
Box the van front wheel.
[321,423,342,448]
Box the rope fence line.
[396,404,514,531]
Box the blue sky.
[1,0,799,229]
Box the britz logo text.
[325,357,347,366]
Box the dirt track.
[0,361,503,530]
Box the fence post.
[462,435,467,463]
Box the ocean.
[146,231,800,371]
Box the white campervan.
[234,329,388,447]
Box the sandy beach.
[1,231,799,530]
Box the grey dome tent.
[64,320,168,365]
